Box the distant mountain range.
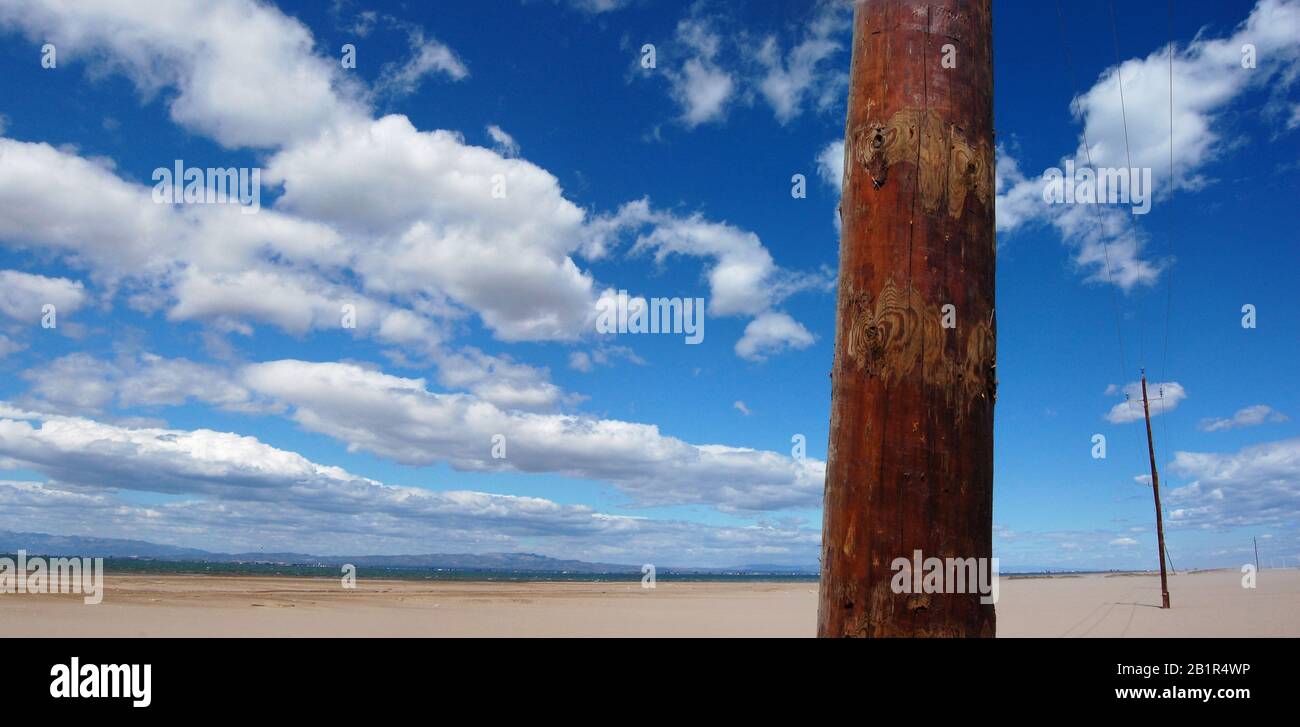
[0,530,820,575]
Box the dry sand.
[2,569,1296,637]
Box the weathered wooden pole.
[1139,373,1171,608]
[818,0,996,637]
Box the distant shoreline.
[2,551,1229,583]
[3,569,1295,637]
[14,556,821,583]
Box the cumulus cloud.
[11,352,829,511]
[0,0,601,347]
[666,17,735,127]
[432,347,576,412]
[0,271,88,323]
[0,415,817,563]
[238,359,825,511]
[17,353,262,417]
[1169,436,1300,529]
[753,1,851,123]
[0,0,835,359]
[587,199,829,356]
[265,115,596,342]
[0,393,823,562]
[20,348,579,418]
[0,137,453,351]
[1104,381,1186,423]
[996,0,1300,290]
[0,0,839,559]
[1198,404,1289,432]
[735,312,815,361]
[0,0,369,149]
[0,479,819,564]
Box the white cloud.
[486,124,520,158]
[0,415,818,563]
[1104,381,1186,424]
[0,120,595,347]
[733,400,751,416]
[0,138,447,350]
[0,2,599,346]
[753,2,851,123]
[265,115,596,342]
[993,149,1046,233]
[735,311,815,361]
[815,139,846,231]
[567,345,643,373]
[19,348,578,418]
[432,347,575,412]
[0,479,818,564]
[1169,436,1300,529]
[666,17,735,127]
[374,27,468,97]
[18,353,263,417]
[0,0,838,360]
[656,1,851,128]
[238,359,826,511]
[594,198,830,318]
[995,143,1167,290]
[674,59,735,128]
[996,0,1300,290]
[585,199,829,359]
[0,0,369,149]
[0,271,87,323]
[0,334,25,358]
[1109,537,1139,546]
[1071,0,1300,189]
[1198,404,1289,432]
[568,351,594,373]
[816,139,844,189]
[0,0,844,556]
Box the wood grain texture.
[818,0,996,638]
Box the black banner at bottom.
[0,637,1286,716]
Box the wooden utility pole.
[1253,537,1259,571]
[1139,372,1171,609]
[819,0,996,637]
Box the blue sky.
[0,0,1296,570]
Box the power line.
[1106,0,1150,375]
[1105,1,1177,606]
[1054,0,1132,385]
[1157,0,1178,485]
[1161,0,1177,387]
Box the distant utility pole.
[1140,372,1171,609]
[819,0,996,637]
[1253,537,1259,571]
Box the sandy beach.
[2,569,1296,637]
